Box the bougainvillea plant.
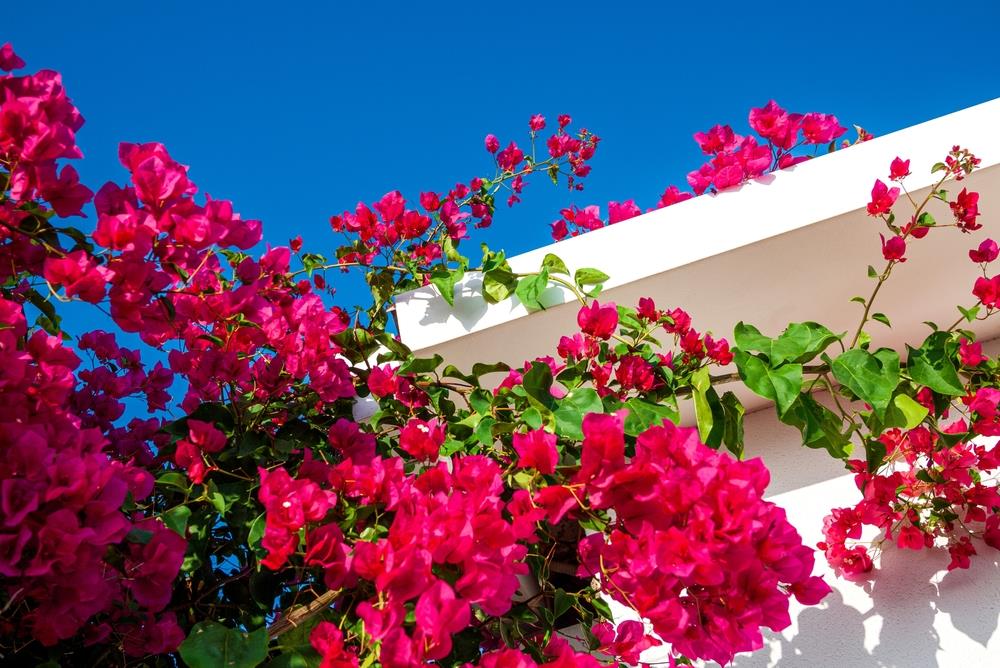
[0,41,997,668]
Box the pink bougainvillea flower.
[866,179,900,216]
[577,301,618,339]
[512,429,559,474]
[748,100,802,150]
[655,185,693,209]
[399,418,446,460]
[959,338,986,367]
[973,276,1000,309]
[592,620,659,665]
[948,536,977,570]
[528,114,546,132]
[686,163,715,195]
[799,112,846,145]
[693,124,737,155]
[889,157,911,181]
[880,234,906,262]
[951,188,981,231]
[497,142,524,172]
[608,199,641,224]
[484,134,500,153]
[413,580,470,660]
[43,250,113,303]
[0,42,25,70]
[970,239,999,263]
[550,218,569,240]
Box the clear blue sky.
[8,1,1000,309]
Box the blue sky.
[9,1,1000,309]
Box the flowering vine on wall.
[0,41,997,668]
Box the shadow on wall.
[731,545,1000,668]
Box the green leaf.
[440,438,467,456]
[515,269,550,312]
[623,397,679,436]
[892,394,930,429]
[864,438,887,473]
[398,354,443,374]
[522,407,544,430]
[871,312,891,328]
[469,389,493,415]
[264,651,322,668]
[553,388,603,439]
[573,268,610,289]
[157,471,191,493]
[247,512,266,558]
[690,367,716,443]
[734,351,802,416]
[553,589,574,619]
[958,304,981,322]
[771,322,841,365]
[541,253,570,276]
[906,332,964,396]
[522,362,555,411]
[430,266,465,307]
[781,393,853,459]
[163,506,192,537]
[474,416,496,445]
[178,621,269,668]
[733,322,773,355]
[867,265,879,279]
[831,348,900,417]
[471,361,511,377]
[734,321,840,365]
[442,365,476,385]
[482,268,518,304]
[720,391,745,458]
[126,528,154,544]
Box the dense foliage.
[1,41,998,668]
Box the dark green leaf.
[469,389,493,415]
[522,362,555,410]
[157,471,191,493]
[553,589,574,619]
[781,393,853,459]
[178,621,268,668]
[864,438,887,473]
[471,361,511,377]
[906,332,964,396]
[720,391,745,458]
[398,354,443,374]
[163,506,192,537]
[623,397,679,436]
